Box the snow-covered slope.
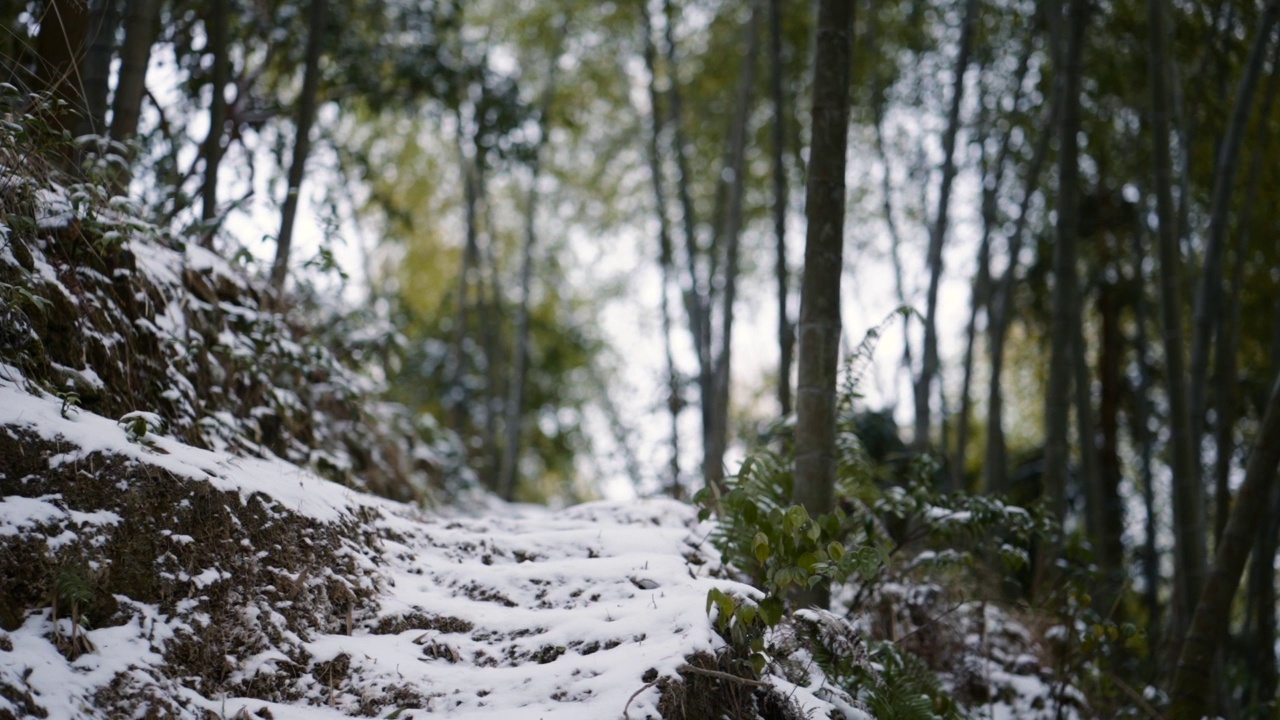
[0,378,848,719]
[0,141,832,720]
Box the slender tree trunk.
[1213,47,1279,544]
[986,77,1056,497]
[1170,373,1280,719]
[705,2,761,493]
[792,0,854,610]
[1130,212,1162,658]
[956,46,1029,493]
[1095,258,1126,589]
[201,0,231,242]
[914,0,978,452]
[641,9,684,499]
[871,98,913,391]
[769,0,792,419]
[1072,280,1101,560]
[35,0,90,132]
[1041,0,1088,528]
[34,0,89,172]
[75,0,120,141]
[499,39,561,502]
[479,165,504,494]
[108,0,156,145]
[450,133,481,477]
[662,0,714,487]
[1147,0,1207,658]
[1240,50,1280,713]
[953,233,986,494]
[269,0,325,293]
[1245,481,1280,712]
[1188,0,1279,481]
[106,0,156,194]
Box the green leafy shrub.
[696,333,1061,717]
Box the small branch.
[1108,671,1162,720]
[622,679,660,720]
[886,598,967,648]
[677,664,771,688]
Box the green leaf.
[821,513,841,538]
[706,588,723,615]
[797,551,820,572]
[828,541,845,562]
[768,508,784,527]
[783,566,808,588]
[759,596,784,626]
[784,505,809,534]
[16,286,51,313]
[715,593,735,624]
[752,532,771,564]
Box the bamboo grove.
[4,0,1280,714]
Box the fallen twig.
[677,664,771,688]
[622,679,660,719]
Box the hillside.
[0,134,851,718]
[0,378,791,718]
[0,122,1076,720]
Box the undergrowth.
[691,325,1124,718]
[0,87,468,502]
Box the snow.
[0,377,837,719]
[0,169,1077,719]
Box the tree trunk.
[1072,282,1104,576]
[201,0,231,241]
[499,38,561,502]
[34,0,90,160]
[641,8,684,499]
[871,93,913,394]
[1095,259,1126,589]
[913,0,978,452]
[1041,0,1088,528]
[769,0,792,419]
[953,231,987,494]
[74,0,120,141]
[1129,212,1162,658]
[270,0,326,293]
[1245,481,1280,712]
[956,45,1030,494]
[107,0,157,192]
[450,134,482,481]
[1240,48,1280,713]
[662,0,713,489]
[1188,0,1280,480]
[705,2,761,493]
[792,0,854,609]
[1169,373,1280,719]
[479,167,505,496]
[985,88,1055,497]
[1146,0,1207,657]
[1213,45,1279,544]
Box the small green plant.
[52,561,96,658]
[57,386,80,418]
[119,410,163,443]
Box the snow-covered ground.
[0,376,852,719]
